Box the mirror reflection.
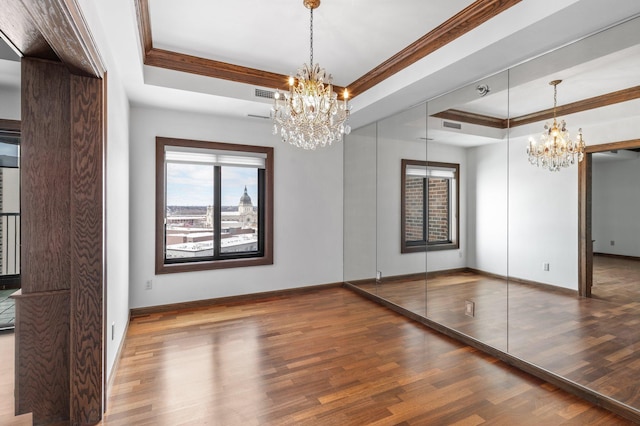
[345,15,640,416]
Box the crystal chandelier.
[271,0,351,150]
[527,80,586,172]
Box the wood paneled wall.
[15,58,104,425]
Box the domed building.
[205,185,257,229]
[238,186,257,227]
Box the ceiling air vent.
[255,88,276,99]
[442,121,462,130]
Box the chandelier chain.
[553,84,557,120]
[309,8,314,68]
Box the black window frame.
[401,159,460,253]
[156,137,273,274]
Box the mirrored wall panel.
[426,71,509,351]
[344,123,377,287]
[507,15,640,411]
[344,14,640,419]
[375,104,427,316]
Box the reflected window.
[156,137,273,274]
[401,159,459,253]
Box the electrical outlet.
[111,322,115,341]
[610,240,615,246]
[145,279,153,290]
[376,271,382,281]
[465,300,475,317]
[543,262,550,272]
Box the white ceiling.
[2,0,640,138]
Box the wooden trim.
[510,85,640,128]
[133,0,517,98]
[433,87,640,130]
[69,73,104,424]
[0,119,21,133]
[14,290,71,421]
[578,152,592,297]
[155,137,274,275]
[21,58,72,294]
[134,0,153,56]
[0,1,58,60]
[432,109,506,129]
[348,0,522,97]
[4,0,104,77]
[343,282,640,424]
[593,252,640,262]
[130,282,342,318]
[585,138,640,153]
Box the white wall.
[592,156,640,257]
[466,142,508,276]
[78,0,131,384]
[129,107,344,308]
[0,84,20,120]
[466,136,578,290]
[344,123,377,281]
[507,136,578,289]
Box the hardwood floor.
[352,258,640,419]
[592,255,640,303]
[96,287,629,425]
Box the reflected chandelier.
[527,80,585,172]
[271,0,351,150]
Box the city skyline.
[167,163,258,207]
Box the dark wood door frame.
[0,1,107,424]
[578,138,640,297]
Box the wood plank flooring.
[352,256,640,418]
[97,287,628,425]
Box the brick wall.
[404,176,424,241]
[428,178,449,242]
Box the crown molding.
[134,0,521,98]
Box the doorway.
[578,138,640,298]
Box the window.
[401,159,459,253]
[156,137,273,274]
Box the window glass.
[156,137,273,273]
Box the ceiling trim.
[433,85,640,129]
[348,0,522,96]
[509,85,640,127]
[585,138,640,153]
[134,0,521,98]
[0,0,105,77]
[432,109,505,128]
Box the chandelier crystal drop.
[271,0,351,150]
[526,80,586,172]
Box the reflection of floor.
[94,288,628,424]
[350,259,640,412]
[592,254,640,303]
[0,289,17,331]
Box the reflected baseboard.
[347,267,577,296]
[468,268,577,296]
[594,252,640,262]
[342,281,640,424]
